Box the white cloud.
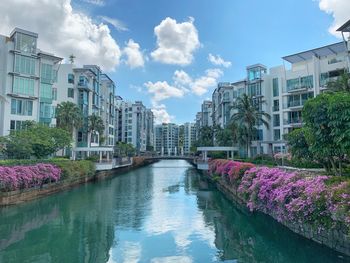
[0,0,121,72]
[173,68,223,96]
[151,17,200,65]
[151,104,174,124]
[123,39,145,68]
[144,81,185,103]
[99,16,128,31]
[318,0,350,37]
[208,53,232,68]
[82,0,105,6]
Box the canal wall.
[202,171,350,257]
[0,157,158,206]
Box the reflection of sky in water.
[109,160,217,262]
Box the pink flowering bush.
[0,163,61,192]
[238,166,350,231]
[208,159,255,184]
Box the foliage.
[326,72,350,92]
[0,159,95,190]
[56,102,83,134]
[208,159,350,233]
[285,128,313,161]
[88,114,105,146]
[115,142,136,157]
[215,127,233,146]
[196,126,216,146]
[302,92,350,175]
[0,124,71,159]
[231,94,270,157]
[0,163,61,192]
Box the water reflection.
[0,160,348,263]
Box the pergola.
[72,146,114,162]
[197,146,238,161]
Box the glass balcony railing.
[283,118,303,125]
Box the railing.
[283,118,303,125]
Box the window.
[13,76,35,96]
[68,74,75,84]
[287,75,313,91]
[40,102,51,118]
[273,100,279,111]
[274,129,281,140]
[10,120,27,131]
[51,106,56,118]
[68,88,74,98]
[41,64,53,84]
[11,99,33,115]
[14,55,35,75]
[40,83,52,99]
[52,88,57,100]
[273,114,280,127]
[15,33,37,54]
[273,78,279,96]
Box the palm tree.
[327,72,350,92]
[88,114,105,147]
[231,94,270,158]
[56,102,83,135]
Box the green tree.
[215,127,233,146]
[286,128,313,161]
[1,123,71,159]
[231,94,270,157]
[197,126,214,146]
[56,102,83,135]
[115,142,136,157]
[326,72,350,92]
[88,114,105,146]
[302,92,350,175]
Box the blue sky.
[0,0,347,124]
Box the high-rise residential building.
[198,41,349,156]
[200,100,213,127]
[154,123,179,156]
[145,109,154,151]
[195,112,201,141]
[114,100,153,153]
[183,122,196,155]
[0,28,62,136]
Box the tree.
[215,127,233,146]
[326,72,350,92]
[197,126,215,146]
[231,94,270,157]
[115,142,136,157]
[286,128,313,161]
[1,123,71,159]
[302,92,350,175]
[56,102,83,135]
[88,114,105,146]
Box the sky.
[0,0,348,124]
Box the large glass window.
[13,76,35,96]
[68,88,74,98]
[15,33,37,54]
[10,120,27,131]
[11,99,33,116]
[14,55,35,75]
[248,83,261,97]
[273,114,280,127]
[41,63,53,84]
[273,78,279,96]
[68,74,75,84]
[274,129,281,141]
[52,88,57,100]
[286,75,313,91]
[40,83,52,99]
[40,102,52,118]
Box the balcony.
[284,118,303,126]
[77,81,92,91]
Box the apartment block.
[154,123,179,156]
[183,122,196,155]
[0,28,62,136]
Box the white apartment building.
[115,100,151,153]
[0,28,62,136]
[183,122,196,155]
[154,123,179,156]
[200,100,213,127]
[206,41,349,156]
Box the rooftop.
[283,42,346,64]
[337,19,350,32]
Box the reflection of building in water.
[195,180,344,263]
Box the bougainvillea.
[208,159,350,232]
[0,163,61,192]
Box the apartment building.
[115,100,152,153]
[183,122,196,155]
[201,41,349,156]
[145,109,154,151]
[0,28,62,136]
[154,123,179,156]
[200,100,213,127]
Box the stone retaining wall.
[203,171,350,257]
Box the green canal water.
[0,160,349,263]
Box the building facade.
[183,122,196,155]
[154,123,179,156]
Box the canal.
[0,160,348,262]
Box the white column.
[99,151,102,163]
